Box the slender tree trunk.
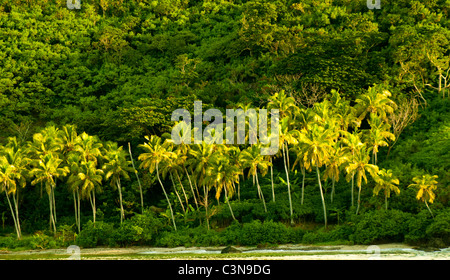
[89,191,96,224]
[255,173,267,212]
[184,165,198,209]
[356,185,362,215]
[270,157,275,202]
[73,191,78,232]
[301,166,305,205]
[128,142,144,213]
[48,189,56,235]
[77,189,81,230]
[316,164,327,228]
[156,163,177,231]
[385,193,388,210]
[282,142,294,225]
[5,190,20,239]
[170,173,185,214]
[331,177,335,203]
[116,177,124,224]
[175,170,189,209]
[224,187,236,221]
[13,190,21,239]
[204,184,209,230]
[424,200,434,217]
[52,186,57,224]
[351,174,355,207]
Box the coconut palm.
[68,160,103,225]
[240,144,271,213]
[207,150,240,220]
[75,132,103,163]
[341,130,364,207]
[0,154,26,239]
[66,152,83,233]
[373,169,400,210]
[367,115,395,165]
[30,153,69,234]
[0,138,28,239]
[345,144,379,215]
[408,174,439,217]
[354,85,397,125]
[299,123,335,228]
[186,141,216,229]
[103,142,133,224]
[323,145,348,203]
[139,136,177,230]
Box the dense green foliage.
[0,0,449,250]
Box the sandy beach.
[1,243,448,260]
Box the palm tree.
[367,115,395,165]
[323,145,348,203]
[240,144,271,213]
[103,142,133,224]
[299,123,335,228]
[345,144,379,215]
[68,160,103,225]
[354,85,397,125]
[75,132,103,163]
[30,153,69,234]
[0,137,28,239]
[408,174,439,217]
[186,141,215,229]
[373,169,400,210]
[66,152,83,233]
[60,124,80,155]
[207,149,240,221]
[341,130,364,207]
[138,136,177,230]
[0,155,26,239]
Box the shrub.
[349,209,413,244]
[113,210,164,246]
[426,209,450,246]
[76,221,115,248]
[237,220,297,245]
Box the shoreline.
[1,243,449,260]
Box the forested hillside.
[0,0,449,249]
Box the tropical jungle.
[0,0,449,251]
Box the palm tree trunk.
[385,193,388,210]
[116,177,124,224]
[5,191,20,239]
[175,170,189,209]
[77,190,81,230]
[224,187,236,221]
[13,190,21,239]
[424,200,434,217]
[356,185,362,215]
[52,186,57,224]
[316,164,327,228]
[48,190,56,235]
[156,163,177,231]
[170,173,186,214]
[331,177,335,203]
[301,166,305,205]
[351,174,355,207]
[204,184,209,230]
[282,142,294,225]
[73,191,78,232]
[128,142,144,214]
[184,165,198,209]
[255,173,267,212]
[89,191,96,224]
[270,157,275,202]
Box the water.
[140,246,450,259]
